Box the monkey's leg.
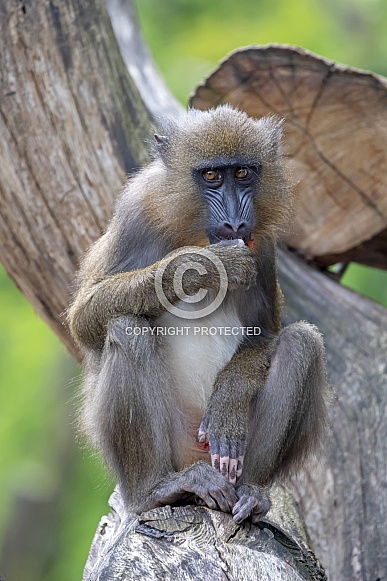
[82,314,180,508]
[244,322,328,479]
[84,315,238,514]
[200,322,329,523]
[236,322,329,523]
[197,340,272,485]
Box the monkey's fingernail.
[220,456,229,479]
[229,460,237,484]
[211,455,220,471]
[236,457,244,477]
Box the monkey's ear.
[271,121,283,147]
[154,134,169,146]
[154,134,170,159]
[257,116,284,156]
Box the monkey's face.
[194,164,260,247]
[152,106,291,249]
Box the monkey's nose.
[218,221,249,240]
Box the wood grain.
[191,45,387,268]
[0,0,154,355]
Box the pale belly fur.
[157,300,242,411]
[156,298,243,466]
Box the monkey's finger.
[223,487,239,510]
[197,416,209,441]
[211,453,220,471]
[196,429,207,443]
[236,455,245,478]
[228,459,238,485]
[220,456,230,480]
[219,491,238,512]
[236,439,246,456]
[198,414,209,429]
[214,238,245,249]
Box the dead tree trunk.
[279,250,387,581]
[0,1,386,580]
[0,0,155,356]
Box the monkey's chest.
[156,299,243,412]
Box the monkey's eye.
[202,169,222,182]
[235,167,250,179]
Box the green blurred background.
[1,0,387,579]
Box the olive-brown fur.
[68,106,330,521]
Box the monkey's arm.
[197,341,273,523]
[69,241,257,349]
[69,266,168,348]
[198,341,272,482]
[197,248,282,482]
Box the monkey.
[68,105,330,524]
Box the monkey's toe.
[192,465,238,513]
[232,484,271,523]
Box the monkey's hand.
[207,239,258,291]
[197,392,249,486]
[233,484,271,524]
[153,240,256,306]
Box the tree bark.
[1,2,386,580]
[279,249,387,581]
[0,0,155,356]
[83,486,326,581]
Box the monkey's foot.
[233,484,271,524]
[148,462,238,515]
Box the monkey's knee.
[275,322,330,418]
[271,321,328,401]
[277,321,325,359]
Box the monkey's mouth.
[209,232,254,249]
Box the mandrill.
[68,105,329,523]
